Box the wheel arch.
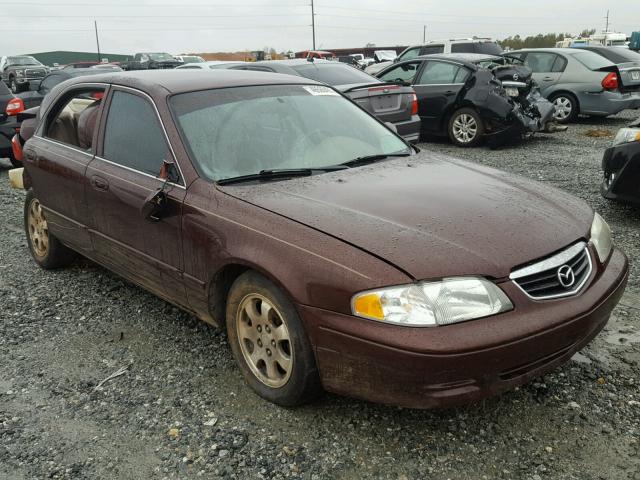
[206,260,296,328]
[548,89,581,112]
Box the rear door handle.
[543,76,554,81]
[444,90,455,96]
[24,150,37,162]
[91,175,109,191]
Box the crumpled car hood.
[219,153,593,280]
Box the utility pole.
[423,25,426,43]
[94,20,101,62]
[605,9,609,32]
[311,0,316,50]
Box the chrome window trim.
[32,135,94,160]
[92,155,186,190]
[509,242,593,300]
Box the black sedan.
[375,53,557,147]
[601,117,640,205]
[228,59,421,142]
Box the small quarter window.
[102,90,169,176]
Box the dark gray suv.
[0,56,49,93]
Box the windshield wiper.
[217,166,349,186]
[340,152,412,168]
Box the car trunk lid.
[338,82,414,123]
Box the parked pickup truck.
[0,56,50,93]
[122,52,182,71]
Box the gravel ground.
[1,111,639,480]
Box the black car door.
[411,60,470,133]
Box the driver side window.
[102,90,169,177]
[378,62,421,84]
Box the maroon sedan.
[16,70,627,408]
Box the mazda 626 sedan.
[17,70,628,408]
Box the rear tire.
[549,93,578,123]
[448,108,484,147]
[24,189,77,269]
[226,271,322,407]
[9,153,21,168]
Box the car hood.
[219,153,593,280]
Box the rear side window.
[451,43,475,53]
[524,53,564,73]
[102,90,168,176]
[291,63,376,85]
[418,61,461,84]
[44,88,104,150]
[473,42,503,55]
[421,45,444,55]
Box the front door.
[85,88,187,304]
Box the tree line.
[499,29,596,49]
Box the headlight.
[590,213,612,263]
[612,128,640,147]
[351,277,513,327]
[15,69,25,77]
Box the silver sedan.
[505,48,640,123]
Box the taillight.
[91,91,104,100]
[410,92,418,115]
[6,98,25,116]
[11,134,23,162]
[602,72,618,90]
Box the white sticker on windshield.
[303,85,339,96]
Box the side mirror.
[141,189,168,222]
[159,159,180,183]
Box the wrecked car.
[601,116,640,205]
[375,53,560,147]
[14,70,627,409]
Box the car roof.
[61,69,320,93]
[509,48,580,54]
[419,53,502,63]
[255,59,335,67]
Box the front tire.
[549,93,578,123]
[448,108,484,147]
[24,190,77,269]
[226,271,322,407]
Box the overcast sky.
[3,0,639,56]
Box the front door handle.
[91,175,109,191]
[444,90,455,96]
[543,76,554,81]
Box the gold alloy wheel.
[236,294,293,388]
[28,199,49,258]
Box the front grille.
[25,68,46,78]
[510,242,592,300]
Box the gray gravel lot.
[1,111,639,480]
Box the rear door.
[410,60,470,132]
[22,84,107,254]
[521,52,566,91]
[85,87,187,302]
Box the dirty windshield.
[170,84,409,181]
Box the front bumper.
[579,90,640,116]
[601,140,640,204]
[300,246,628,409]
[393,114,421,143]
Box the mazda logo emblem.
[513,73,519,81]
[557,265,576,288]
